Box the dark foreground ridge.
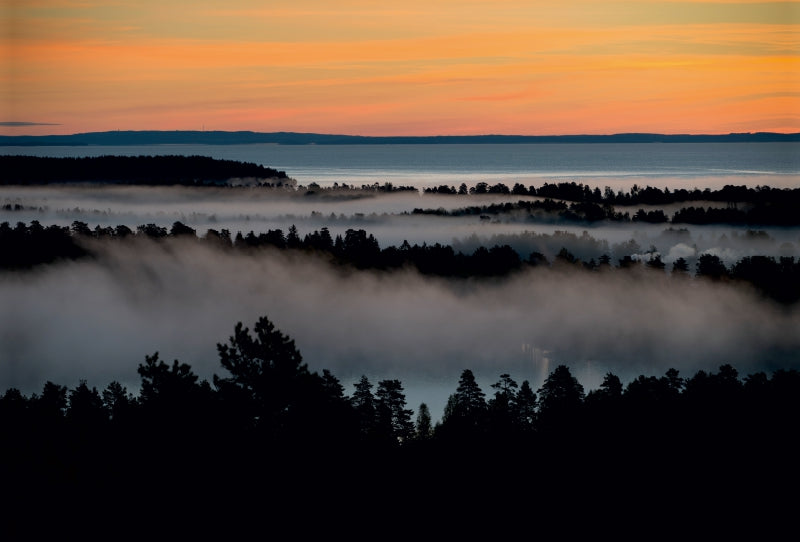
[1,314,798,533]
[2,129,799,146]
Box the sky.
[2,1,799,136]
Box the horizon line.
[3,129,800,138]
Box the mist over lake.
[2,143,799,420]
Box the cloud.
[0,122,61,126]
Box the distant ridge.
[1,130,798,146]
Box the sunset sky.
[2,0,798,136]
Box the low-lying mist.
[2,238,798,419]
[3,184,799,267]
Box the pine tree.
[537,365,585,431]
[375,379,414,444]
[213,316,313,434]
[351,375,376,437]
[414,403,433,441]
[440,369,487,437]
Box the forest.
[3,313,798,523]
[2,156,798,531]
[3,219,800,304]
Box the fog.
[2,238,798,420]
[3,185,799,263]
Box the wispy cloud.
[0,122,61,126]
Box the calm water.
[2,142,798,190]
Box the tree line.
[423,180,800,207]
[3,314,799,451]
[3,219,800,303]
[3,154,797,210]
[412,189,800,226]
[2,315,798,512]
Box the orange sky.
[2,0,798,136]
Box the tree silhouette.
[33,381,68,422]
[137,352,213,438]
[67,380,106,429]
[584,372,625,446]
[696,254,728,280]
[375,379,414,444]
[440,369,487,440]
[536,365,585,435]
[515,380,537,432]
[487,373,519,437]
[102,381,135,423]
[414,403,433,441]
[672,257,690,275]
[170,221,196,237]
[286,225,301,248]
[351,375,377,439]
[213,316,316,438]
[138,353,200,406]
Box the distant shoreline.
[1,130,798,146]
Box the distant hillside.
[1,130,798,146]
[0,155,290,186]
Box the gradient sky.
[2,0,798,136]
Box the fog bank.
[2,239,798,419]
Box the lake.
[2,142,798,190]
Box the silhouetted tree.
[696,254,728,280]
[351,375,377,438]
[67,380,106,428]
[375,379,414,444]
[488,373,519,437]
[536,365,584,434]
[213,317,318,439]
[555,247,578,266]
[0,388,29,435]
[139,353,198,405]
[102,381,135,423]
[672,257,690,275]
[137,353,212,436]
[645,254,666,271]
[286,225,301,249]
[414,403,433,441]
[587,372,623,404]
[71,220,92,237]
[114,224,134,238]
[170,221,196,237]
[33,381,68,421]
[137,223,167,238]
[585,372,625,445]
[439,369,487,439]
[321,369,346,401]
[515,380,537,432]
